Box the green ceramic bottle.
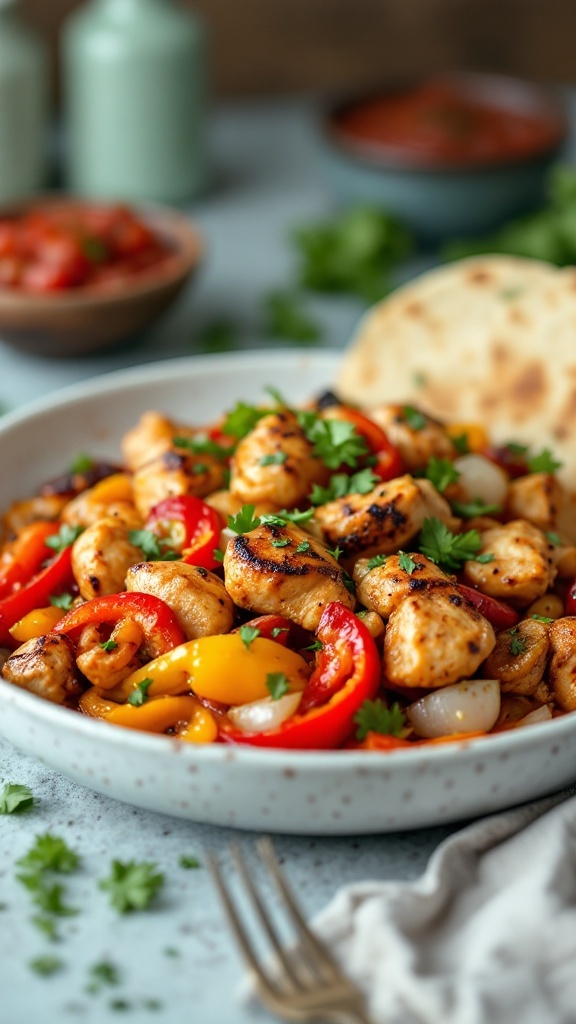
[0,0,48,202]
[62,0,208,204]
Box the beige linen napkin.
[311,789,576,1024]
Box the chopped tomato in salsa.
[0,203,172,293]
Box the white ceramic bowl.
[0,350,575,835]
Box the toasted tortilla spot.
[491,341,512,366]
[467,269,493,285]
[510,361,547,408]
[405,301,424,317]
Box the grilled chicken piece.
[311,475,460,561]
[223,522,354,632]
[2,495,67,538]
[132,447,226,519]
[383,589,495,689]
[504,473,564,533]
[354,552,455,619]
[75,620,143,691]
[72,517,145,601]
[2,634,82,704]
[62,492,142,531]
[483,619,549,696]
[547,617,576,711]
[368,404,456,471]
[126,561,234,640]
[204,490,277,521]
[463,520,556,607]
[229,410,328,508]
[121,411,190,472]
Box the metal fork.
[206,837,373,1024]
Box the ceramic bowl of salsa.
[0,197,203,357]
[322,73,568,243]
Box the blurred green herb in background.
[263,291,322,343]
[196,320,240,354]
[442,165,576,265]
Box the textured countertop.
[0,96,564,1024]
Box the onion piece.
[453,454,508,507]
[515,705,553,728]
[407,679,501,738]
[219,526,237,552]
[227,691,302,734]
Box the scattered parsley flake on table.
[99,860,164,913]
[0,782,34,814]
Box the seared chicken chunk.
[75,620,143,691]
[229,410,328,508]
[463,520,556,607]
[126,560,234,640]
[368,404,456,471]
[2,634,82,704]
[354,552,454,619]
[312,475,460,561]
[383,589,495,689]
[2,495,67,537]
[547,617,576,712]
[504,473,564,533]
[121,411,188,472]
[483,619,550,697]
[132,447,226,519]
[62,492,142,531]
[223,523,354,632]
[204,490,277,521]
[72,517,144,600]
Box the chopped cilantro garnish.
[412,370,427,388]
[451,498,502,518]
[259,452,288,466]
[179,855,201,870]
[505,441,529,456]
[309,467,379,505]
[0,782,34,814]
[70,453,94,474]
[271,626,289,638]
[239,625,260,650]
[304,639,323,652]
[451,432,470,455]
[213,548,224,562]
[50,592,74,610]
[263,291,322,344]
[527,448,563,474]
[192,462,209,475]
[265,386,288,406]
[342,569,356,595]
[509,634,527,656]
[228,505,260,534]
[99,860,164,913]
[367,553,387,570]
[326,545,342,561]
[45,524,84,553]
[295,540,310,554]
[173,435,235,460]
[29,955,64,976]
[532,614,555,623]
[354,700,407,741]
[266,673,290,700]
[260,508,315,526]
[128,529,179,561]
[476,552,495,563]
[196,320,238,354]
[419,517,483,570]
[17,834,79,875]
[32,914,58,940]
[271,538,291,548]
[298,414,369,470]
[401,405,427,431]
[127,678,154,707]
[18,877,77,917]
[545,531,562,547]
[424,456,460,493]
[88,961,121,988]
[223,401,268,440]
[100,639,119,652]
[398,551,417,574]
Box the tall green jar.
[0,0,48,202]
[62,0,208,204]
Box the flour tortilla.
[336,255,576,488]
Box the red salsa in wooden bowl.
[330,75,566,169]
[0,202,173,294]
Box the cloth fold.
[312,789,576,1024]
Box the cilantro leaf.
[532,614,554,623]
[173,435,235,461]
[509,635,527,655]
[527,448,563,474]
[239,625,260,650]
[398,551,417,574]
[0,782,34,814]
[400,405,427,431]
[295,540,310,554]
[179,855,201,869]
[17,834,80,875]
[128,529,179,561]
[260,508,315,526]
[451,432,470,455]
[271,538,291,548]
[354,700,407,741]
[545,531,562,547]
[263,291,322,343]
[228,505,261,534]
[88,960,121,989]
[424,457,460,493]
[304,639,323,652]
[299,414,369,470]
[342,569,356,595]
[99,860,164,913]
[223,401,269,440]
[271,626,289,638]
[367,553,387,570]
[18,877,78,917]
[101,639,119,652]
[196,320,238,354]
[45,524,84,553]
[451,498,502,518]
[127,678,154,707]
[259,452,288,466]
[29,955,64,976]
[51,592,75,610]
[309,467,379,505]
[69,453,94,474]
[419,517,483,570]
[266,673,290,700]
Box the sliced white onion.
[453,454,508,508]
[219,526,237,552]
[227,691,303,733]
[407,678,501,738]
[515,705,553,728]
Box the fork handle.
[325,1007,375,1024]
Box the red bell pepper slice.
[54,591,186,658]
[332,406,404,482]
[458,583,520,630]
[0,520,61,600]
[482,444,528,479]
[222,602,381,749]
[564,578,576,616]
[145,495,223,571]
[232,614,292,646]
[0,546,75,647]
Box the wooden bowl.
[0,198,203,358]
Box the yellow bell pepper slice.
[79,688,217,743]
[117,633,310,705]
[9,605,66,643]
[446,422,489,454]
[90,472,134,504]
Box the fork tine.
[205,849,285,1003]
[256,837,344,983]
